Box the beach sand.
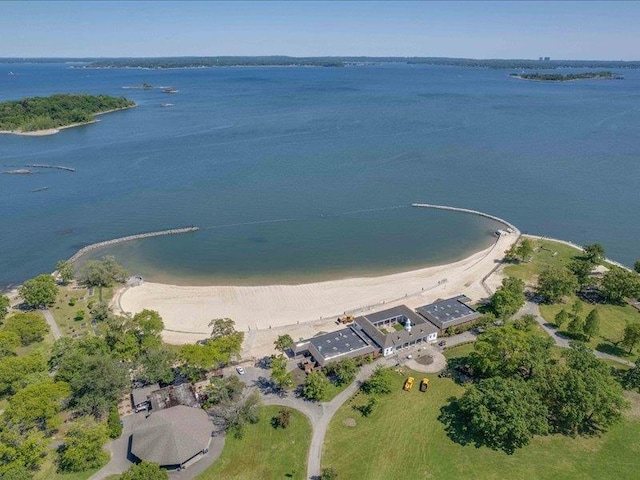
[118,231,517,351]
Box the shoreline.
[0,104,136,136]
[117,229,518,346]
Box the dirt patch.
[416,355,434,366]
[343,418,357,427]
[624,391,640,420]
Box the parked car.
[236,366,245,375]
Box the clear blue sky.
[2,1,639,59]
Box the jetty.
[69,226,200,263]
[4,169,32,175]
[411,203,519,233]
[27,164,76,172]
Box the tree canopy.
[119,461,168,480]
[0,94,135,132]
[489,277,526,318]
[2,312,49,346]
[536,267,577,303]
[600,267,640,304]
[0,294,10,322]
[79,256,128,287]
[274,334,294,353]
[56,260,74,285]
[302,370,330,401]
[4,379,70,432]
[19,274,58,308]
[57,418,109,472]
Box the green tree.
[224,390,261,439]
[132,309,164,349]
[470,326,552,379]
[583,243,605,263]
[203,376,245,407]
[0,351,47,396]
[2,312,49,346]
[536,267,578,303]
[107,404,122,439]
[302,370,330,401]
[0,294,10,322]
[360,367,395,395]
[274,334,294,353]
[554,309,570,329]
[119,461,168,480]
[447,376,549,454]
[79,256,127,287]
[209,317,236,338]
[90,301,112,322]
[320,466,339,480]
[0,330,20,358]
[0,425,47,475]
[270,354,293,390]
[56,260,74,284]
[535,345,628,435]
[179,332,243,380]
[57,418,109,472]
[4,379,70,432]
[567,315,585,339]
[621,322,640,354]
[634,260,640,274]
[56,353,128,417]
[570,299,583,319]
[271,408,292,429]
[504,243,519,262]
[600,267,640,304]
[568,259,593,290]
[325,358,357,386]
[19,274,58,308]
[583,309,600,341]
[621,358,640,392]
[137,347,175,385]
[489,277,526,319]
[516,238,534,262]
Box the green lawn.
[323,369,640,480]
[503,239,581,286]
[197,405,312,480]
[50,285,113,337]
[539,296,640,361]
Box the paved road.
[518,301,635,367]
[42,309,62,340]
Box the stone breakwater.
[411,203,520,233]
[68,227,200,263]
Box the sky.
[2,1,639,59]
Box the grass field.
[323,369,640,480]
[50,285,113,337]
[539,297,640,361]
[197,405,312,480]
[503,239,581,285]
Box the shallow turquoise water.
[1,63,639,286]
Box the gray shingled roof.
[131,405,212,466]
[354,305,438,349]
[416,295,480,330]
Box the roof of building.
[149,383,199,411]
[354,305,438,349]
[131,383,160,407]
[131,405,212,466]
[416,295,480,330]
[309,327,375,364]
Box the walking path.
[43,309,62,340]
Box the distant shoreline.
[0,104,136,137]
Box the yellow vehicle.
[338,315,355,324]
[403,376,415,391]
[420,378,430,392]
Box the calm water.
[1,63,639,287]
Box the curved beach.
[118,229,517,346]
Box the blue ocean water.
[1,63,639,286]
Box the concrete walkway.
[43,309,62,340]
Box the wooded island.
[510,71,622,81]
[0,94,135,133]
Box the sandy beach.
[118,230,517,348]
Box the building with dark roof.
[148,383,199,411]
[415,295,480,333]
[130,405,212,470]
[294,305,438,365]
[131,383,160,412]
[293,327,376,367]
[353,305,438,356]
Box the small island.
[510,71,623,82]
[0,93,136,136]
